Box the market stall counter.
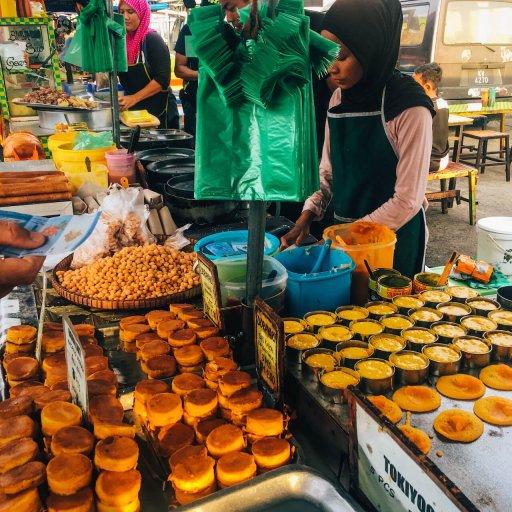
[283,281,512,512]
[0,270,362,511]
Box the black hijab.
[321,0,435,121]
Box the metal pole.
[246,200,266,305]
[106,0,121,147]
[237,200,266,365]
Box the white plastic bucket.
[477,217,512,276]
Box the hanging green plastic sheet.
[64,0,127,74]
[189,1,338,202]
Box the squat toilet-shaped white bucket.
[477,217,512,276]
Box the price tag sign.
[196,253,222,328]
[63,316,88,418]
[253,297,284,409]
[347,389,476,512]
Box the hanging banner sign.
[63,316,88,418]
[347,389,477,512]
[253,297,284,409]
[196,253,222,329]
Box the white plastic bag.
[71,185,155,268]
[164,224,192,250]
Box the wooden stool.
[459,130,510,181]
[426,162,478,225]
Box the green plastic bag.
[188,2,337,202]
[64,0,127,74]
[73,131,114,150]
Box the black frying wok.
[136,147,195,167]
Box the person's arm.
[360,106,432,230]
[174,25,198,82]
[0,222,46,299]
[174,52,198,81]
[280,89,339,249]
[119,80,163,110]
[119,33,171,111]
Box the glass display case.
[0,17,61,120]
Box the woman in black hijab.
[281,0,435,280]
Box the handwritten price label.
[196,253,222,328]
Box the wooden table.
[449,101,512,156]
[448,114,474,162]
[449,101,512,132]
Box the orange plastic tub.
[324,222,397,305]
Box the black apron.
[119,51,169,127]
[328,88,426,278]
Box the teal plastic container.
[274,246,355,318]
[194,230,280,261]
[214,256,288,307]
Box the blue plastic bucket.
[194,230,280,261]
[274,246,355,318]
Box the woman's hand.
[279,211,315,250]
[0,222,46,299]
[119,94,139,111]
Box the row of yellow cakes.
[285,297,511,336]
[119,303,232,380]
[132,367,292,505]
[284,297,512,399]
[0,322,140,512]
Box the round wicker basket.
[51,254,201,311]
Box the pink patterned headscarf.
[123,0,156,65]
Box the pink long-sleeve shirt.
[303,88,433,231]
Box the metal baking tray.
[12,100,109,111]
[288,357,512,512]
[177,465,362,512]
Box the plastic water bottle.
[489,87,496,108]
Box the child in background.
[413,63,450,172]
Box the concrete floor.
[425,118,512,267]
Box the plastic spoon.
[310,239,332,274]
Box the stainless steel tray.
[177,465,362,512]
[12,100,109,112]
[289,358,512,512]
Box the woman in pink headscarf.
[118,0,178,128]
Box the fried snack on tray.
[21,88,97,109]
[57,245,200,301]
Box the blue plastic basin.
[274,245,355,318]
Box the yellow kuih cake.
[41,401,82,437]
[158,423,195,457]
[95,436,140,472]
[46,487,95,512]
[51,426,94,457]
[145,310,175,330]
[95,469,141,509]
[216,452,257,488]
[433,410,483,442]
[147,393,183,428]
[245,408,284,442]
[0,460,46,495]
[169,445,208,472]
[0,438,39,474]
[206,424,246,458]
[46,453,93,496]
[0,487,42,512]
[0,396,34,420]
[171,373,206,397]
[169,456,216,505]
[251,437,291,470]
[392,386,441,413]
